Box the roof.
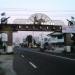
[47,32,63,36]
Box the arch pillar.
[64,33,72,52]
[7,31,13,53]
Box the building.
[47,32,64,50]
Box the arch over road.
[0,13,64,53]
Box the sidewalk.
[45,49,64,53]
[49,49,64,53]
[0,55,17,75]
[45,49,75,59]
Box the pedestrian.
[3,45,6,52]
[3,43,7,52]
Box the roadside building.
[47,32,64,50]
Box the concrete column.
[7,31,13,53]
[64,33,72,52]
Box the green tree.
[26,35,33,47]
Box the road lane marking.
[21,54,24,58]
[29,61,37,69]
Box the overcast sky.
[0,0,75,23]
[0,0,75,42]
[0,0,75,10]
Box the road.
[13,47,75,75]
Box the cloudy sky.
[0,0,75,42]
[0,0,75,23]
[0,0,75,10]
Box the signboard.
[62,26,75,33]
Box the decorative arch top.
[29,13,51,24]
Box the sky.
[0,0,75,22]
[0,0,75,42]
[0,0,75,10]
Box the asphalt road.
[13,47,75,75]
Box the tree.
[26,35,33,47]
[29,13,51,25]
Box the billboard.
[62,26,75,33]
